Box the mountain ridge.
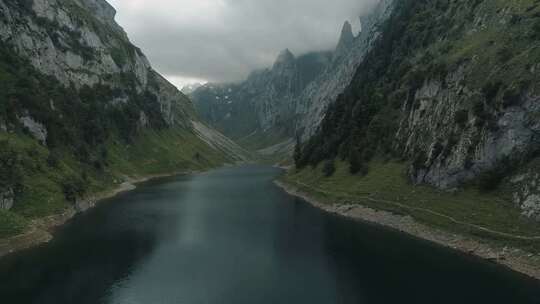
[190,0,395,153]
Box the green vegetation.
[0,5,231,239]
[0,210,28,239]
[0,127,228,238]
[283,161,540,253]
[295,0,540,177]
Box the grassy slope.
[283,161,540,253]
[0,128,229,239]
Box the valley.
[1,0,540,300]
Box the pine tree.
[349,149,367,175]
[293,136,302,167]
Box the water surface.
[0,165,539,303]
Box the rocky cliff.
[0,0,244,236]
[295,0,540,220]
[191,0,395,151]
[0,0,194,129]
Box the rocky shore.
[275,180,540,281]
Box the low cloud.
[108,0,377,85]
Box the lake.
[0,165,539,303]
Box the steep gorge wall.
[191,0,395,150]
[295,0,540,219]
[0,0,243,229]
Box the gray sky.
[107,0,377,88]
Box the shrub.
[502,86,521,108]
[61,175,87,203]
[497,47,513,63]
[412,151,428,170]
[482,81,502,104]
[0,140,22,190]
[322,160,336,177]
[532,19,540,39]
[477,158,514,191]
[454,110,469,126]
[349,149,369,176]
[46,151,60,168]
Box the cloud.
[107,0,377,85]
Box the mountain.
[0,0,245,238]
[191,50,332,151]
[190,0,394,154]
[181,83,204,95]
[295,0,394,140]
[294,0,540,221]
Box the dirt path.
[276,180,540,280]
[293,180,540,240]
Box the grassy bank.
[0,128,230,239]
[282,160,540,254]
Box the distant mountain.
[190,0,394,153]
[181,83,204,95]
[191,50,332,150]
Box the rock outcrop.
[295,0,395,140]
[512,164,540,221]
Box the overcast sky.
[107,0,377,88]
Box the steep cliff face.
[191,50,331,147]
[295,0,395,140]
[0,0,243,236]
[0,0,193,129]
[295,0,540,220]
[191,0,394,150]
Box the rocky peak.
[74,0,118,25]
[273,49,296,69]
[335,21,355,53]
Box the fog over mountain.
[107,0,377,87]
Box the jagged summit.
[273,48,296,68]
[335,21,355,52]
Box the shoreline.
[275,180,540,281]
[0,171,192,259]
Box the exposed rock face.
[396,69,540,189]
[0,188,14,210]
[0,0,191,127]
[335,21,355,54]
[512,167,540,221]
[191,50,332,144]
[19,115,48,144]
[191,0,395,147]
[188,0,399,163]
